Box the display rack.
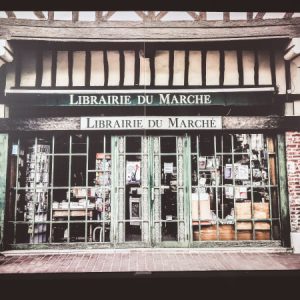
[25,143,50,243]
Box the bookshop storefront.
[0,40,292,249]
[2,113,289,249]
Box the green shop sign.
[5,90,277,107]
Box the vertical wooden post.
[0,134,8,250]
[277,133,291,247]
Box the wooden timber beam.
[95,11,103,21]
[5,11,16,19]
[0,17,299,41]
[199,12,207,21]
[72,11,79,22]
[33,11,45,19]
[255,12,266,20]
[223,12,230,22]
[48,11,54,22]
[0,116,299,132]
[155,11,168,21]
[187,11,200,21]
[284,12,294,19]
[247,12,253,20]
[135,11,149,21]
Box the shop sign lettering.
[80,116,222,130]
[70,93,212,106]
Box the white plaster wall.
[242,50,255,85]
[285,102,294,116]
[173,51,185,86]
[224,50,239,85]
[41,50,52,87]
[294,100,300,115]
[206,51,220,85]
[72,51,86,86]
[155,50,169,86]
[188,51,202,85]
[290,58,300,94]
[275,50,286,94]
[0,104,5,118]
[5,61,16,89]
[107,51,120,86]
[139,55,151,86]
[258,50,272,85]
[56,51,69,86]
[90,51,104,86]
[123,50,135,86]
[20,50,36,87]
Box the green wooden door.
[112,135,191,247]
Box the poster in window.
[236,164,249,180]
[130,197,141,225]
[206,157,214,169]
[224,164,232,179]
[126,161,141,184]
[198,157,206,169]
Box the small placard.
[12,144,18,155]
[164,162,173,174]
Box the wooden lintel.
[0,116,299,132]
[0,20,299,41]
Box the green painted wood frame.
[0,134,8,250]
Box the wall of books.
[191,133,279,241]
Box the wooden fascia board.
[0,24,299,41]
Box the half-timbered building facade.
[0,11,300,250]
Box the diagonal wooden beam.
[135,11,148,21]
[33,11,45,19]
[5,11,16,18]
[155,11,168,21]
[187,11,200,21]
[103,11,115,21]
[247,12,253,20]
[284,12,294,19]
[224,12,230,21]
[255,12,265,20]
[72,11,79,22]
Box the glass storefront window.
[8,133,112,244]
[6,132,280,246]
[191,133,280,241]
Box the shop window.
[125,137,143,241]
[8,134,112,245]
[191,133,280,242]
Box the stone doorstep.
[1,247,292,257]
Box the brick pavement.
[1,248,300,274]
